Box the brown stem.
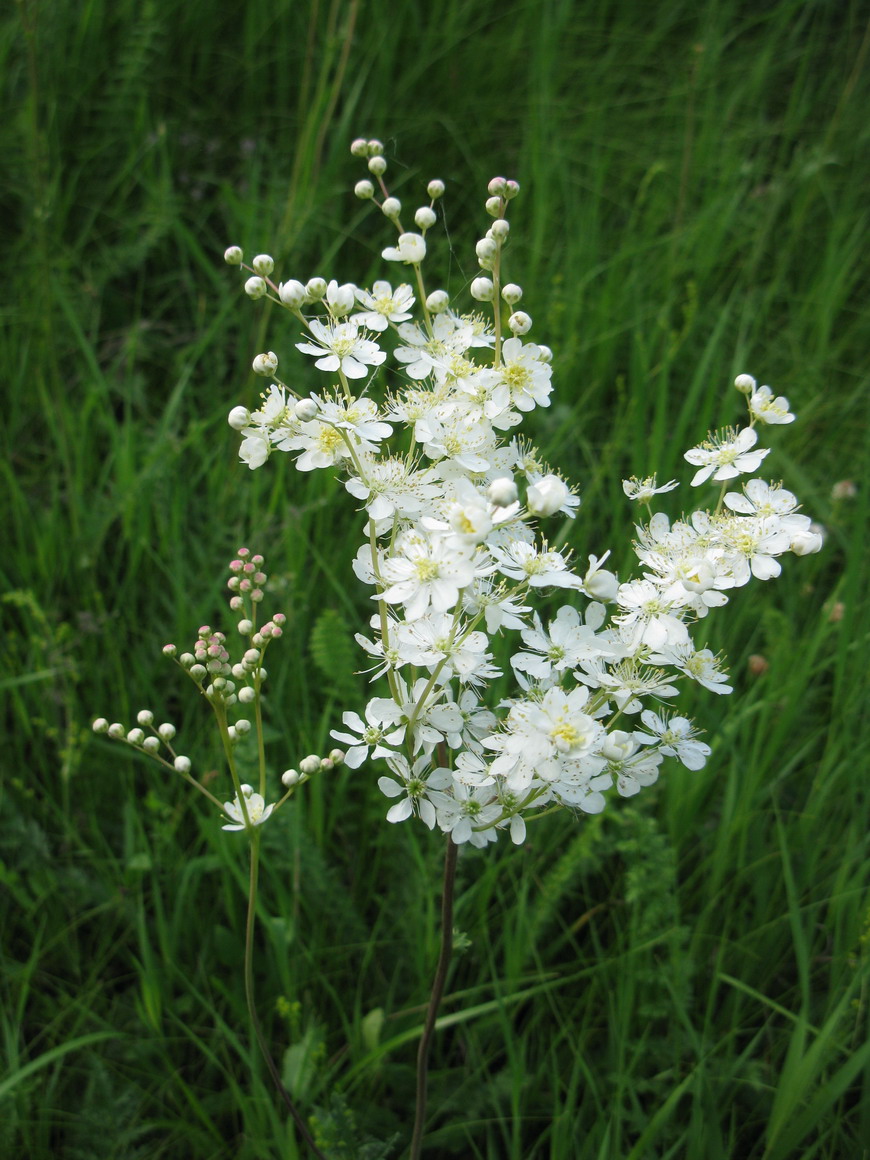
[409,835,459,1160]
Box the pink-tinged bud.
[162,643,177,657]
[488,176,507,197]
[831,480,856,500]
[504,180,520,199]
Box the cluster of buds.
[93,550,337,831]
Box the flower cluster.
[94,549,343,831]
[222,138,821,847]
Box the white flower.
[296,319,386,379]
[380,528,478,621]
[353,281,415,330]
[222,790,276,831]
[378,754,451,827]
[382,232,427,264]
[749,384,794,425]
[330,700,406,768]
[637,710,711,770]
[497,337,553,412]
[622,475,679,502]
[526,474,572,518]
[684,426,770,486]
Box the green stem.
[409,835,459,1160]
[244,835,330,1160]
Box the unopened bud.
[414,206,436,230]
[350,137,368,157]
[490,219,510,241]
[526,474,569,517]
[224,245,243,265]
[306,277,327,300]
[299,754,321,776]
[425,290,450,313]
[488,477,518,507]
[488,176,507,197]
[244,276,267,299]
[295,397,319,422]
[354,179,375,199]
[485,196,502,217]
[252,351,278,376]
[252,254,274,276]
[508,311,532,335]
[475,238,498,267]
[279,279,307,307]
[427,179,445,199]
[282,769,300,787]
[501,283,522,305]
[470,276,495,302]
[136,709,154,727]
[734,373,756,395]
[228,406,250,430]
[93,718,109,734]
[368,155,387,176]
[381,196,401,219]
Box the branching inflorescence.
[206,136,822,847]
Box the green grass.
[2,0,869,1156]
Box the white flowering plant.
[96,136,821,1157]
[224,138,820,855]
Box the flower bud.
[252,254,274,276]
[488,176,508,196]
[233,719,251,735]
[252,351,278,376]
[162,643,177,658]
[427,179,445,199]
[228,406,250,430]
[734,373,756,395]
[127,728,145,745]
[279,279,307,307]
[790,528,824,556]
[414,206,436,229]
[485,196,502,217]
[831,480,856,500]
[508,311,532,335]
[306,277,327,300]
[143,736,160,754]
[368,155,387,176]
[326,280,356,316]
[475,238,498,267]
[354,179,375,199]
[381,196,401,219]
[526,474,570,517]
[601,730,638,762]
[295,397,319,422]
[425,290,450,313]
[537,344,553,364]
[237,618,253,634]
[584,567,618,601]
[328,749,345,765]
[240,783,254,797]
[488,477,518,507]
[244,276,267,299]
[238,686,256,704]
[224,245,243,265]
[501,283,522,305]
[504,180,520,199]
[136,709,154,726]
[282,768,300,787]
[470,276,494,302]
[350,138,369,157]
[299,754,321,776]
[93,718,109,734]
[108,722,125,739]
[490,218,510,241]
[367,139,384,155]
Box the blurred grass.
[2,0,869,1156]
